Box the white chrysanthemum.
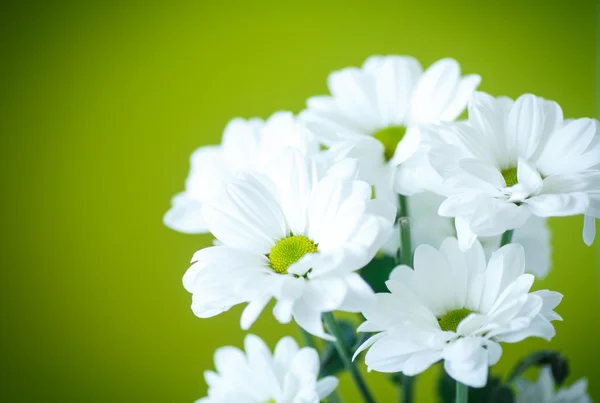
[183,149,395,340]
[382,192,552,278]
[515,366,591,403]
[424,91,600,249]
[354,238,562,388]
[300,56,480,205]
[197,334,338,403]
[164,111,319,233]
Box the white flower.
[381,192,552,278]
[183,149,395,340]
[515,366,591,403]
[300,56,480,206]
[197,334,338,403]
[354,238,562,388]
[164,111,319,234]
[425,91,600,249]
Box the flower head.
[164,111,319,233]
[300,56,480,203]
[425,92,600,249]
[515,366,590,403]
[197,334,338,403]
[183,149,395,339]
[354,238,562,387]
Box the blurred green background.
[1,1,598,402]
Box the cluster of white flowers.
[166,55,598,402]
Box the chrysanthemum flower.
[515,366,590,403]
[183,149,395,339]
[300,56,480,205]
[197,334,338,403]
[164,111,318,234]
[425,91,600,249]
[380,191,551,278]
[354,238,562,388]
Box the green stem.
[455,381,468,403]
[500,229,514,247]
[402,375,414,403]
[397,195,413,267]
[322,312,376,403]
[396,195,415,403]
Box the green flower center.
[438,308,473,332]
[268,235,318,274]
[501,167,518,187]
[373,126,406,161]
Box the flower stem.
[402,375,414,402]
[396,195,413,267]
[396,195,415,403]
[455,381,468,403]
[322,312,376,403]
[500,229,514,247]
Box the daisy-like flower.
[197,334,338,403]
[183,149,395,340]
[425,91,600,249]
[381,191,551,278]
[354,238,562,388]
[300,55,480,205]
[515,366,591,403]
[164,111,319,234]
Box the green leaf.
[438,368,514,403]
[360,254,396,293]
[507,350,569,386]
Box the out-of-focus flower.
[183,149,395,339]
[424,92,600,249]
[164,111,319,234]
[197,334,338,403]
[515,366,591,403]
[355,238,562,388]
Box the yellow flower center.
[501,167,518,187]
[373,126,406,161]
[268,235,318,274]
[438,308,473,332]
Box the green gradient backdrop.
[2,1,599,402]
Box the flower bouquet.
[165,56,597,403]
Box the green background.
[2,1,598,402]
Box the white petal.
[583,215,596,246]
[267,149,312,235]
[516,157,543,195]
[537,118,598,176]
[363,55,422,125]
[402,350,442,376]
[315,377,339,399]
[409,58,460,123]
[506,94,549,159]
[163,193,208,233]
[439,74,481,121]
[293,303,334,341]
[455,216,478,251]
[240,296,271,330]
[390,125,421,165]
[327,67,381,129]
[526,192,589,217]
